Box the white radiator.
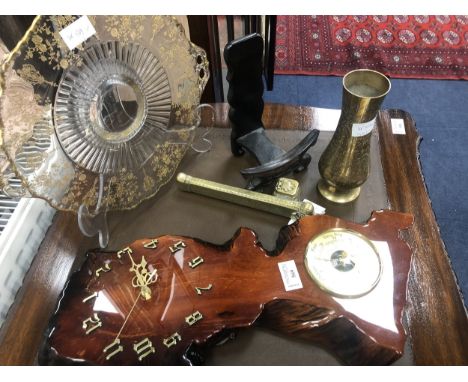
[0,41,56,329]
[0,190,55,328]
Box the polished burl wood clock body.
[40,210,413,365]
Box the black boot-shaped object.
[224,33,266,156]
[224,34,319,189]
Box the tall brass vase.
[317,69,391,203]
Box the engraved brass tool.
[177,173,325,221]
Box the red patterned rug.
[275,15,468,79]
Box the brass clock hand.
[125,250,158,300]
[116,293,141,340]
[102,257,160,361]
[103,292,141,360]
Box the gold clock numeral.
[185,311,203,326]
[103,338,123,360]
[96,263,111,277]
[82,313,102,335]
[188,256,204,268]
[117,246,133,259]
[82,291,98,303]
[195,284,212,295]
[133,338,156,361]
[143,239,159,249]
[163,332,181,348]
[169,240,186,254]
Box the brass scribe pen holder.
[177,173,325,220]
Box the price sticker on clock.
[278,260,303,291]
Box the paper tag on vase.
[352,117,376,137]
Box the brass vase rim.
[342,69,391,99]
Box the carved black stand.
[224,33,319,190]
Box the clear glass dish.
[0,16,209,214]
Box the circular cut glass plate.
[55,41,172,174]
[0,16,209,212]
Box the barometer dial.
[304,228,382,298]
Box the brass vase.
[317,69,391,203]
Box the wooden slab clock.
[39,210,413,365]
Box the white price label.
[59,16,96,50]
[278,260,303,291]
[352,117,376,137]
[391,118,406,135]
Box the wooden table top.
[0,103,467,365]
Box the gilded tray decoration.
[0,16,209,213]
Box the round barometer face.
[304,228,382,298]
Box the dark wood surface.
[187,16,224,103]
[41,210,413,366]
[0,103,467,365]
[188,16,277,103]
[264,16,277,91]
[378,110,468,365]
[0,212,96,364]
